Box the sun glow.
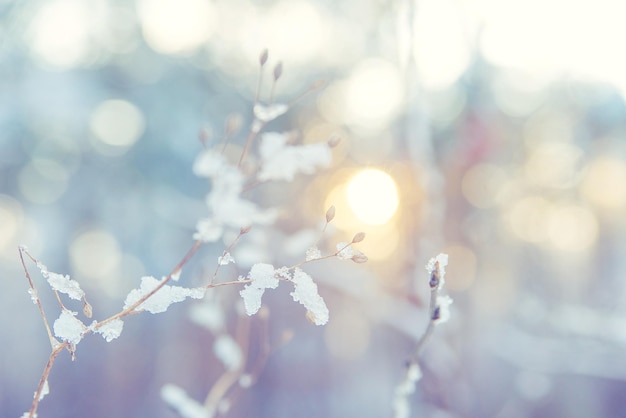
[346,169,399,225]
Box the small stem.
[408,286,438,364]
[210,230,246,285]
[238,122,264,168]
[19,247,57,349]
[28,341,68,418]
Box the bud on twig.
[327,134,341,148]
[273,62,283,81]
[352,232,366,243]
[310,79,327,90]
[82,301,93,318]
[225,113,243,137]
[351,254,368,263]
[259,49,268,66]
[240,225,252,234]
[325,205,336,223]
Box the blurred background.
[2,0,626,417]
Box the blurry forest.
[1,0,626,417]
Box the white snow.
[213,334,243,371]
[218,252,235,265]
[305,246,322,261]
[53,310,85,345]
[161,384,212,418]
[257,132,332,182]
[123,276,206,314]
[92,318,124,342]
[47,272,85,300]
[253,103,288,122]
[290,269,329,326]
[239,263,279,316]
[336,242,354,260]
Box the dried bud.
[273,62,283,80]
[327,134,341,148]
[310,79,327,90]
[429,268,440,289]
[240,225,252,234]
[351,254,369,263]
[259,48,268,66]
[325,205,336,223]
[225,113,243,136]
[352,232,366,243]
[82,301,93,318]
[198,127,211,146]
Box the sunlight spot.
[138,0,215,55]
[346,169,399,225]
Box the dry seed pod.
[351,254,369,263]
[325,205,336,223]
[82,301,93,319]
[273,62,283,80]
[327,134,341,148]
[259,49,268,66]
[352,232,366,243]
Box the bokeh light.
[17,159,70,204]
[413,0,472,89]
[27,0,92,69]
[580,157,626,210]
[343,58,404,132]
[69,228,121,288]
[90,99,146,150]
[346,169,399,226]
[138,0,216,55]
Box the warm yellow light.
[346,169,399,225]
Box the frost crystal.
[213,335,243,371]
[123,276,206,314]
[92,318,124,342]
[426,253,449,288]
[336,242,354,260]
[434,295,453,324]
[28,287,39,304]
[257,132,332,182]
[392,363,422,418]
[290,269,329,326]
[161,384,212,418]
[36,379,49,401]
[218,252,235,265]
[53,310,85,345]
[253,103,288,122]
[305,246,322,261]
[193,218,223,243]
[192,149,277,242]
[239,263,278,316]
[47,272,85,300]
